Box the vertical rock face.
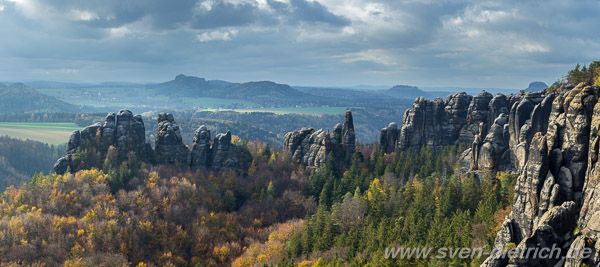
[380,122,399,154]
[342,110,356,161]
[155,113,189,165]
[189,125,212,168]
[54,109,147,174]
[188,126,252,173]
[212,131,232,171]
[398,91,512,152]
[482,83,600,267]
[283,110,356,168]
[399,97,447,149]
[395,83,600,266]
[466,90,494,136]
[54,111,252,175]
[397,90,552,172]
[477,114,510,171]
[445,92,473,144]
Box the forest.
[0,140,515,266]
[0,136,64,191]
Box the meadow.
[0,122,79,145]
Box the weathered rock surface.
[189,125,212,168]
[380,122,399,154]
[482,82,600,267]
[155,113,189,165]
[284,110,356,168]
[398,91,517,154]
[189,126,252,173]
[342,110,356,161]
[54,110,148,174]
[398,97,447,149]
[396,83,600,266]
[54,110,252,175]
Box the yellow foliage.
[313,258,325,267]
[298,261,313,267]
[74,169,108,185]
[213,245,232,263]
[137,263,148,267]
[63,258,85,267]
[231,135,241,145]
[83,209,97,222]
[146,172,159,188]
[139,221,153,232]
[70,243,85,257]
[232,220,304,267]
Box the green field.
[199,106,363,115]
[184,97,256,107]
[0,122,81,131]
[0,122,80,145]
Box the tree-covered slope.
[0,136,64,190]
[0,83,85,113]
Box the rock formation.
[398,90,548,172]
[380,122,399,154]
[480,82,600,266]
[54,110,148,174]
[155,113,189,165]
[54,110,252,175]
[342,110,356,161]
[284,110,356,168]
[189,126,252,173]
[393,83,600,265]
[189,125,212,168]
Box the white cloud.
[196,29,239,42]
[334,49,396,65]
[70,10,98,21]
[40,68,79,75]
[109,26,132,38]
[514,42,549,53]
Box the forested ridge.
[0,140,515,266]
[0,136,64,191]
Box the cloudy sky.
[0,0,598,88]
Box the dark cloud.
[191,1,265,29]
[0,0,598,88]
[279,0,350,26]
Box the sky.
[0,0,599,89]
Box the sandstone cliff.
[478,82,600,266]
[54,110,148,175]
[394,83,600,265]
[283,110,356,168]
[396,90,547,172]
[54,110,251,175]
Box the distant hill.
[0,83,84,113]
[524,81,547,92]
[150,74,225,96]
[210,81,308,100]
[152,75,317,106]
[380,85,432,99]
